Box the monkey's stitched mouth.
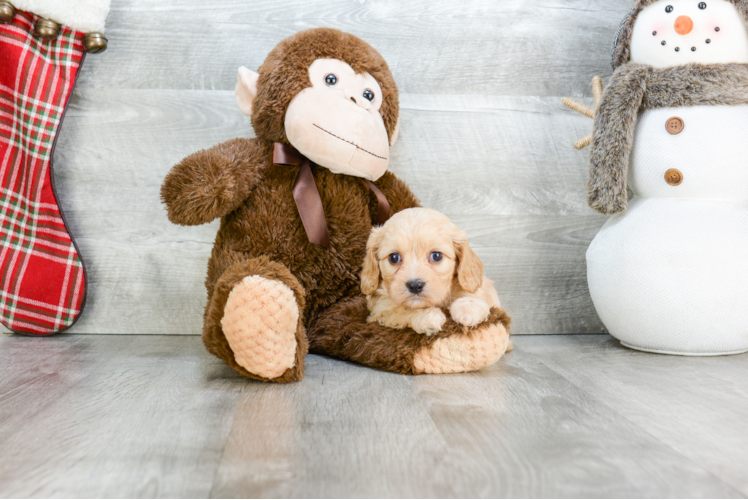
[313,124,388,160]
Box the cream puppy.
[361,208,501,335]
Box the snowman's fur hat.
[611,0,748,68]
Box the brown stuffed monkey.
[161,28,512,383]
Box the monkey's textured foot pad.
[307,296,511,375]
[221,275,299,379]
[413,322,510,374]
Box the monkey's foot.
[221,275,299,380]
[413,321,510,374]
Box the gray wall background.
[4,0,633,335]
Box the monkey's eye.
[325,74,338,86]
[699,2,707,9]
[429,251,443,263]
[363,89,375,102]
[388,253,401,265]
[666,5,674,12]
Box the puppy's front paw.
[450,297,490,327]
[412,308,447,336]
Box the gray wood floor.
[1,333,746,498]
[0,0,638,336]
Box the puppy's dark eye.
[699,2,707,9]
[363,89,375,102]
[666,5,674,12]
[325,74,338,86]
[430,251,443,263]
[388,253,401,265]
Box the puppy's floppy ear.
[455,237,483,293]
[361,227,383,295]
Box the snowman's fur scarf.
[612,0,748,68]
[589,63,748,214]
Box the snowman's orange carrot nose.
[675,15,694,35]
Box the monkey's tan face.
[284,59,391,181]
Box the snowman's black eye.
[699,2,707,9]
[325,74,338,86]
[363,89,375,102]
[653,30,658,36]
[666,5,674,12]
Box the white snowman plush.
[582,0,748,355]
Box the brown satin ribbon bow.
[273,142,391,249]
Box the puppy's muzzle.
[406,279,425,295]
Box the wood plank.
[0,334,744,498]
[0,335,243,498]
[408,348,744,498]
[79,0,627,97]
[210,355,451,498]
[519,335,748,497]
[459,214,607,335]
[395,94,601,216]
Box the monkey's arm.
[375,171,421,214]
[161,138,269,226]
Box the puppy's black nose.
[406,280,425,294]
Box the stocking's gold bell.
[0,1,16,24]
[34,18,60,39]
[83,32,108,53]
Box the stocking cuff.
[11,0,111,33]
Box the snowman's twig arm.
[592,76,603,106]
[575,132,593,150]
[562,98,595,119]
[563,76,605,150]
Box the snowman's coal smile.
[654,27,720,53]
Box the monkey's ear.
[235,67,259,116]
[389,116,400,147]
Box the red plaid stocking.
[0,10,86,335]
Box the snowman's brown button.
[666,117,684,135]
[665,168,683,186]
